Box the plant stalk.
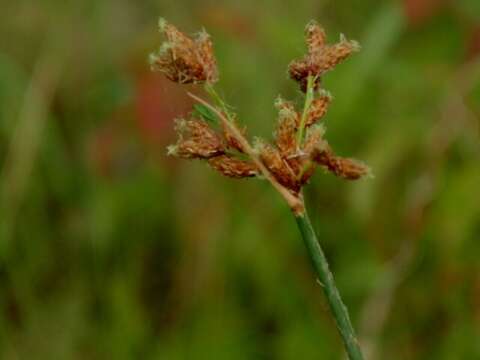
[296,74,316,145]
[193,85,362,359]
[295,207,364,360]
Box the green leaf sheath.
[192,104,220,124]
[295,211,364,360]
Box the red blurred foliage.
[88,70,196,178]
[466,25,480,60]
[134,71,193,147]
[403,0,448,26]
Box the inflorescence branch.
[149,18,370,215]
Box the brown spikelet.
[150,19,218,84]
[274,97,298,156]
[306,21,327,53]
[275,118,297,156]
[274,97,298,116]
[313,147,370,180]
[160,19,195,52]
[168,118,225,159]
[312,37,360,74]
[208,155,257,178]
[289,24,360,92]
[195,30,219,83]
[288,59,320,93]
[305,91,332,127]
[257,141,299,192]
[303,124,327,156]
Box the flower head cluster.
[167,116,258,178]
[150,20,370,206]
[149,18,218,84]
[254,94,369,194]
[289,21,360,92]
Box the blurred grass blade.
[334,2,405,118]
[0,42,65,256]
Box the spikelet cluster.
[289,21,360,92]
[151,20,370,196]
[255,96,369,194]
[167,116,258,178]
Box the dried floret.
[303,124,327,157]
[168,118,224,159]
[305,90,332,127]
[150,19,218,84]
[256,140,299,193]
[274,97,298,157]
[208,155,257,178]
[312,146,370,180]
[306,20,327,53]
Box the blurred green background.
[1,0,480,359]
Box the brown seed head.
[168,118,225,159]
[195,30,219,83]
[288,59,319,93]
[312,146,370,180]
[274,97,298,157]
[305,21,327,55]
[150,19,218,84]
[305,90,332,127]
[256,140,299,193]
[274,97,295,113]
[312,35,360,74]
[274,97,299,121]
[208,155,257,178]
[303,124,327,157]
[289,23,360,92]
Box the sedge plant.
[149,19,370,359]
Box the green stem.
[295,208,364,360]
[296,74,316,146]
[204,84,234,122]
